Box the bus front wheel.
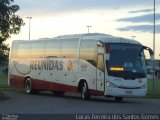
[81,82,90,100]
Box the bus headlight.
[106,81,118,88]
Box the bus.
[8,33,154,102]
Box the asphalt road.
[0,91,160,114]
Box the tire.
[25,77,38,94]
[25,78,39,94]
[115,97,123,102]
[25,78,32,94]
[81,82,90,100]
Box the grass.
[0,74,12,100]
[0,73,11,90]
[0,74,8,85]
[0,74,10,100]
[146,80,160,98]
[0,73,160,98]
[0,73,20,91]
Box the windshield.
[106,43,147,80]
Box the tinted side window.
[31,42,45,58]
[79,40,97,66]
[45,40,61,58]
[11,42,19,59]
[97,54,104,72]
[61,39,78,58]
[18,43,31,59]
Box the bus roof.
[13,33,141,45]
[56,33,141,45]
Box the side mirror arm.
[143,46,154,61]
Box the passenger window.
[45,40,61,58]
[18,43,31,59]
[79,40,97,66]
[61,39,78,58]
[97,54,104,72]
[11,43,19,59]
[31,42,45,58]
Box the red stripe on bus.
[9,75,104,95]
[32,79,78,92]
[10,75,25,88]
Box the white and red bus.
[8,33,154,102]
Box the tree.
[0,0,24,64]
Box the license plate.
[125,90,132,94]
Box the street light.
[86,26,92,33]
[26,17,32,40]
[131,36,136,40]
[153,0,155,55]
[152,0,156,96]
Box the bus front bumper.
[105,87,147,97]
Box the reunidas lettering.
[30,60,63,71]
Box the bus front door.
[96,54,105,92]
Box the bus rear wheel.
[81,82,90,100]
[115,97,123,102]
[25,78,39,94]
[25,78,33,94]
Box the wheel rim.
[81,83,87,99]
[25,80,31,93]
